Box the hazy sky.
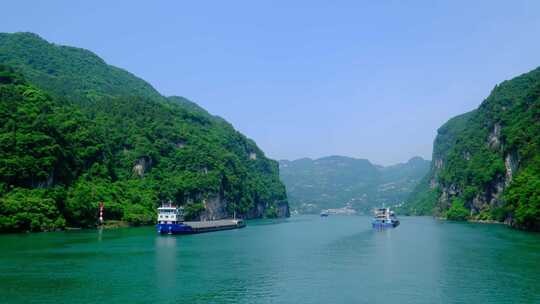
[3,1,540,165]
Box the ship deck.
[183,219,245,233]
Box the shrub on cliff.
[445,198,469,221]
[183,202,206,220]
[504,165,540,230]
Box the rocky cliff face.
[196,193,289,220]
[404,66,540,230]
[198,195,228,221]
[432,131,520,214]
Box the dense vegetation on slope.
[0,33,288,232]
[0,32,163,102]
[279,156,430,213]
[395,173,439,216]
[403,67,540,230]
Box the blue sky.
[3,1,540,165]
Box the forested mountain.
[401,67,540,231]
[279,156,429,213]
[0,32,163,102]
[0,32,288,232]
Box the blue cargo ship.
[372,208,400,229]
[156,204,194,234]
[156,204,245,235]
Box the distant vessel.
[320,210,329,217]
[372,208,399,229]
[156,204,245,235]
[321,204,357,216]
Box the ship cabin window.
[159,208,178,214]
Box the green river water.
[0,215,539,304]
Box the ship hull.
[157,219,246,235]
[372,220,400,229]
[156,223,194,234]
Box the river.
[0,215,539,303]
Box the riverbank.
[468,219,505,225]
[435,216,504,225]
[56,221,134,233]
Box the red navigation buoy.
[99,202,104,224]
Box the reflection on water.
[155,236,178,298]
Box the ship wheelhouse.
[157,205,184,224]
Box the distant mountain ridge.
[279,156,430,213]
